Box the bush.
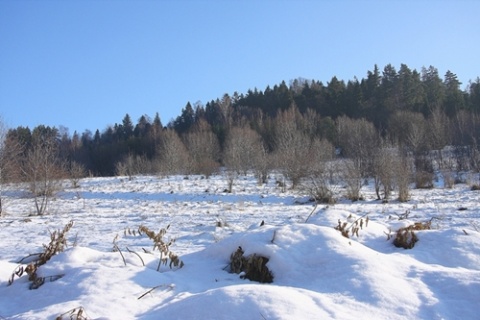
[393,228,418,249]
[229,246,273,283]
[393,221,431,249]
[415,170,434,189]
[302,161,339,204]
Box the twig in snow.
[29,274,65,290]
[113,235,126,266]
[126,247,145,266]
[470,221,479,232]
[16,253,42,264]
[304,203,319,223]
[271,230,278,244]
[137,284,174,300]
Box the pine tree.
[421,66,445,113]
[444,70,465,116]
[173,102,195,134]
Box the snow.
[0,174,479,319]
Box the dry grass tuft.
[126,225,184,271]
[334,214,369,238]
[9,220,73,289]
[56,306,89,320]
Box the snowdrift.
[0,175,479,319]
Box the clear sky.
[1,0,479,135]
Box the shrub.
[342,160,364,202]
[302,161,339,204]
[393,227,418,249]
[392,220,431,249]
[415,170,434,189]
[229,246,273,283]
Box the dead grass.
[9,220,73,289]
[334,214,369,238]
[56,306,89,320]
[124,224,184,271]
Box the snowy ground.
[0,174,479,319]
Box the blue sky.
[1,0,479,135]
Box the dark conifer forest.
[2,64,480,199]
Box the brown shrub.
[229,246,273,283]
[393,220,431,249]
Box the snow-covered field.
[0,174,479,319]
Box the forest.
[2,63,480,210]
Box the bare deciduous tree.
[223,125,266,192]
[336,116,379,200]
[0,119,17,216]
[271,107,317,189]
[390,111,434,189]
[115,154,153,179]
[183,119,220,177]
[341,159,364,201]
[20,128,66,215]
[157,129,190,176]
[68,161,87,188]
[252,142,271,186]
[395,150,413,202]
[302,139,337,203]
[372,141,397,200]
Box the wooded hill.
[2,63,480,202]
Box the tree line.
[1,63,480,213]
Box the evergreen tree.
[421,66,445,113]
[120,114,134,139]
[173,102,195,134]
[325,76,346,118]
[374,64,400,129]
[443,70,465,116]
[153,112,162,128]
[468,78,480,112]
[361,65,381,122]
[344,79,363,118]
[363,65,381,100]
[134,115,151,138]
[397,64,425,113]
